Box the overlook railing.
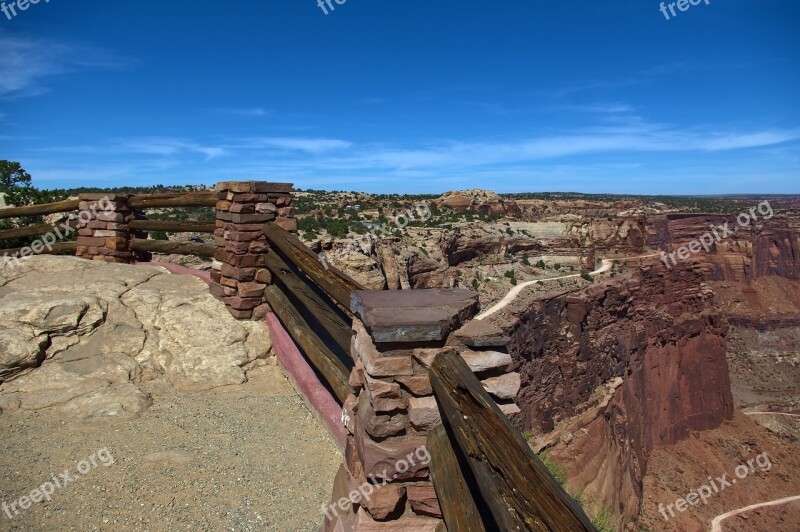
[0,181,596,530]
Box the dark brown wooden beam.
[128,192,217,209]
[0,199,80,220]
[129,220,216,233]
[0,241,78,257]
[263,222,365,310]
[129,238,216,257]
[264,284,353,403]
[0,219,78,241]
[430,350,596,532]
[264,251,353,355]
[428,424,487,532]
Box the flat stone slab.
[351,289,479,344]
[452,319,510,347]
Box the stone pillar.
[210,181,295,319]
[75,194,135,264]
[322,289,521,531]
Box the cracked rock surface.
[0,256,272,421]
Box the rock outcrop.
[504,260,733,523]
[0,256,272,422]
[438,189,521,216]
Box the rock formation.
[503,260,733,523]
[0,256,271,422]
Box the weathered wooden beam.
[128,192,217,209]
[428,425,487,532]
[129,220,216,233]
[430,351,596,532]
[263,222,365,309]
[129,238,216,257]
[0,199,80,220]
[0,219,78,241]
[263,284,354,403]
[264,251,353,355]
[0,241,78,257]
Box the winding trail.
[745,411,800,418]
[476,253,660,320]
[710,495,800,532]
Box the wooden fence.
[1,187,597,529]
[261,222,364,403]
[429,350,596,531]
[0,192,217,259]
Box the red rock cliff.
[504,261,733,522]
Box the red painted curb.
[265,312,346,449]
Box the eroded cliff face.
[653,213,800,282]
[504,261,733,523]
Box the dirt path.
[745,412,800,418]
[0,363,341,531]
[710,495,800,532]
[476,254,659,320]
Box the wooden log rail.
[263,250,353,355]
[0,219,79,241]
[0,242,78,257]
[263,284,353,403]
[430,350,596,531]
[0,199,80,220]
[128,192,217,209]
[130,238,216,258]
[128,220,216,233]
[262,222,365,310]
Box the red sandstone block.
[76,237,108,247]
[225,296,262,310]
[230,203,256,214]
[224,241,252,254]
[275,195,292,207]
[277,206,295,218]
[253,303,272,320]
[227,307,253,319]
[249,240,269,253]
[224,230,264,242]
[216,200,232,211]
[255,203,277,214]
[254,268,272,284]
[224,223,269,234]
[78,228,94,237]
[228,254,266,268]
[238,282,266,298]
[221,265,257,281]
[251,182,293,193]
[365,375,405,413]
[209,282,226,298]
[216,181,252,193]
[105,237,129,249]
[96,212,125,223]
[406,484,441,518]
[210,270,222,283]
[229,193,270,203]
[220,276,238,288]
[275,217,298,232]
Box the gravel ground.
[0,363,341,532]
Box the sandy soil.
[0,363,341,531]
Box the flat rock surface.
[0,256,341,530]
[0,367,340,531]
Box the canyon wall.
[504,261,733,522]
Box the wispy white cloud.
[211,107,271,117]
[116,137,227,159]
[0,35,132,98]
[232,137,354,154]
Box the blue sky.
[0,1,798,194]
